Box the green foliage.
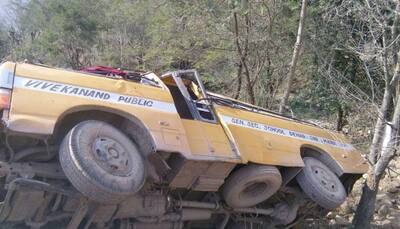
[1,0,380,122]
[11,0,103,68]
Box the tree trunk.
[244,67,255,104]
[354,76,400,229]
[234,62,243,99]
[279,0,307,113]
[374,95,400,175]
[368,87,392,164]
[353,170,380,229]
[233,10,255,104]
[336,104,345,131]
[242,11,255,104]
[391,2,400,66]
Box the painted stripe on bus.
[221,115,353,150]
[13,76,177,113]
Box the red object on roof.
[80,66,128,77]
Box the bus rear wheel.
[59,120,146,203]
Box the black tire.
[296,157,346,209]
[222,165,282,208]
[59,120,146,203]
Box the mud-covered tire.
[222,165,282,208]
[296,157,346,209]
[59,120,146,204]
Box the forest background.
[1,0,400,228]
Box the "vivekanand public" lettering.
[15,78,172,111]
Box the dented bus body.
[0,62,367,229]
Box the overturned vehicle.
[0,62,368,228]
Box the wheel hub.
[311,165,338,195]
[92,137,132,176]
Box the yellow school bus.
[0,61,367,229]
